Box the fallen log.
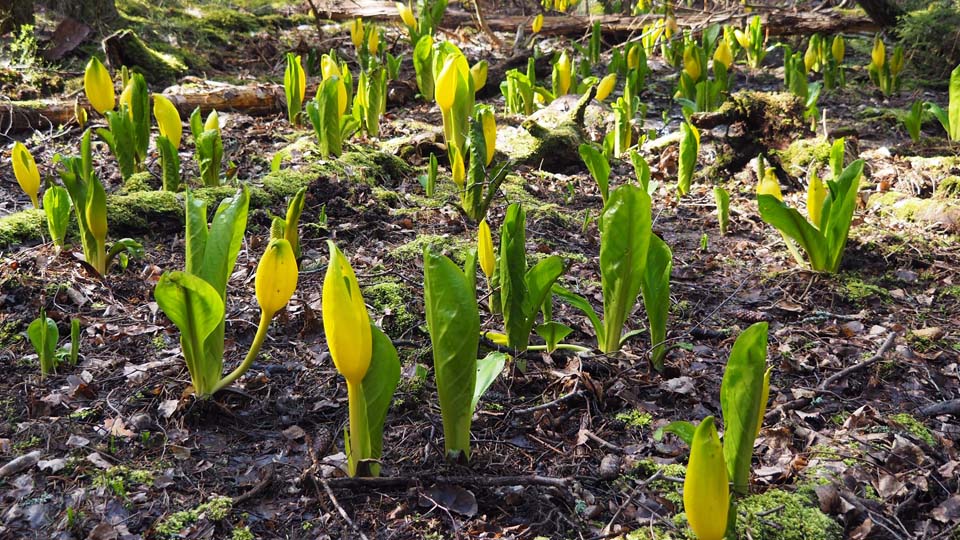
[316,1,878,38]
[1,81,294,132]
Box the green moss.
[118,171,158,194]
[154,496,233,539]
[737,489,842,540]
[631,459,687,506]
[867,191,960,230]
[775,138,833,178]
[107,191,183,236]
[362,279,418,338]
[890,413,936,445]
[341,151,412,186]
[936,176,960,199]
[389,234,471,265]
[616,409,653,430]
[103,29,188,85]
[500,174,574,225]
[841,275,890,303]
[232,526,255,540]
[93,466,154,497]
[0,208,45,247]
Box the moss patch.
[775,137,833,178]
[154,496,233,539]
[868,191,960,232]
[362,279,418,338]
[389,234,471,265]
[118,171,158,195]
[737,489,842,540]
[890,413,936,445]
[0,208,45,247]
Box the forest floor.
[0,1,958,539]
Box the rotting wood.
[317,1,878,38]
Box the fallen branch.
[768,331,899,420]
[323,474,571,490]
[321,479,371,540]
[917,399,960,418]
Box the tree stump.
[102,29,187,86]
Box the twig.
[817,331,899,391]
[234,466,274,505]
[514,386,584,414]
[582,430,624,453]
[321,479,371,540]
[770,331,899,420]
[918,399,960,418]
[323,474,571,490]
[602,470,663,534]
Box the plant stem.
[346,380,368,477]
[211,310,271,395]
[526,343,592,353]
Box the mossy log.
[102,29,187,85]
[500,87,599,171]
[0,149,410,248]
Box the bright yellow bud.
[831,35,845,63]
[368,28,380,55]
[84,56,115,115]
[595,73,617,101]
[714,38,733,69]
[255,238,299,316]
[471,61,488,92]
[807,171,827,227]
[683,46,701,81]
[118,82,133,119]
[321,55,341,80]
[683,417,729,540]
[556,51,572,96]
[451,147,465,188]
[11,142,40,208]
[350,18,364,50]
[478,219,495,279]
[627,45,640,70]
[754,366,772,441]
[396,2,416,29]
[734,28,749,49]
[532,14,543,33]
[153,95,183,149]
[295,55,307,102]
[484,331,509,346]
[757,168,783,201]
[204,110,220,133]
[871,37,885,69]
[480,109,496,166]
[804,44,817,73]
[322,241,372,386]
[435,56,458,111]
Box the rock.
[599,454,621,480]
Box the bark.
[40,0,117,24]
[102,29,187,85]
[0,0,34,34]
[855,0,905,28]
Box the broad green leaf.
[361,325,401,476]
[189,107,203,140]
[28,312,58,375]
[720,321,768,495]
[283,187,307,260]
[43,186,71,248]
[197,186,250,299]
[520,256,565,346]
[184,190,209,278]
[551,285,604,345]
[535,322,573,353]
[154,270,225,396]
[157,135,181,192]
[599,184,652,353]
[579,143,610,205]
[499,204,529,350]
[820,160,863,272]
[714,186,730,235]
[641,235,672,370]
[413,35,435,98]
[950,64,960,141]
[471,352,507,412]
[829,138,845,180]
[197,129,223,187]
[128,73,151,164]
[757,194,828,270]
[677,121,699,197]
[423,247,479,461]
[630,149,651,192]
[653,420,695,445]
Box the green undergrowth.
[154,495,233,539]
[362,278,418,339]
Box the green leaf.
[499,204,529,350]
[653,420,695,445]
[678,121,698,197]
[720,321,768,495]
[472,352,507,412]
[551,284,604,346]
[189,107,203,140]
[283,187,307,260]
[599,184,652,353]
[820,160,863,272]
[157,135,181,192]
[128,73,151,165]
[579,143,610,205]
[154,271,226,396]
[28,311,58,376]
[641,235,672,370]
[197,186,250,299]
[43,186,71,248]
[69,318,80,366]
[413,35,435,98]
[714,186,730,235]
[284,52,303,124]
[829,138,845,180]
[949,64,960,141]
[197,129,223,187]
[520,256,565,343]
[630,149,651,192]
[757,194,828,270]
[361,325,401,476]
[423,246,479,461]
[534,322,574,353]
